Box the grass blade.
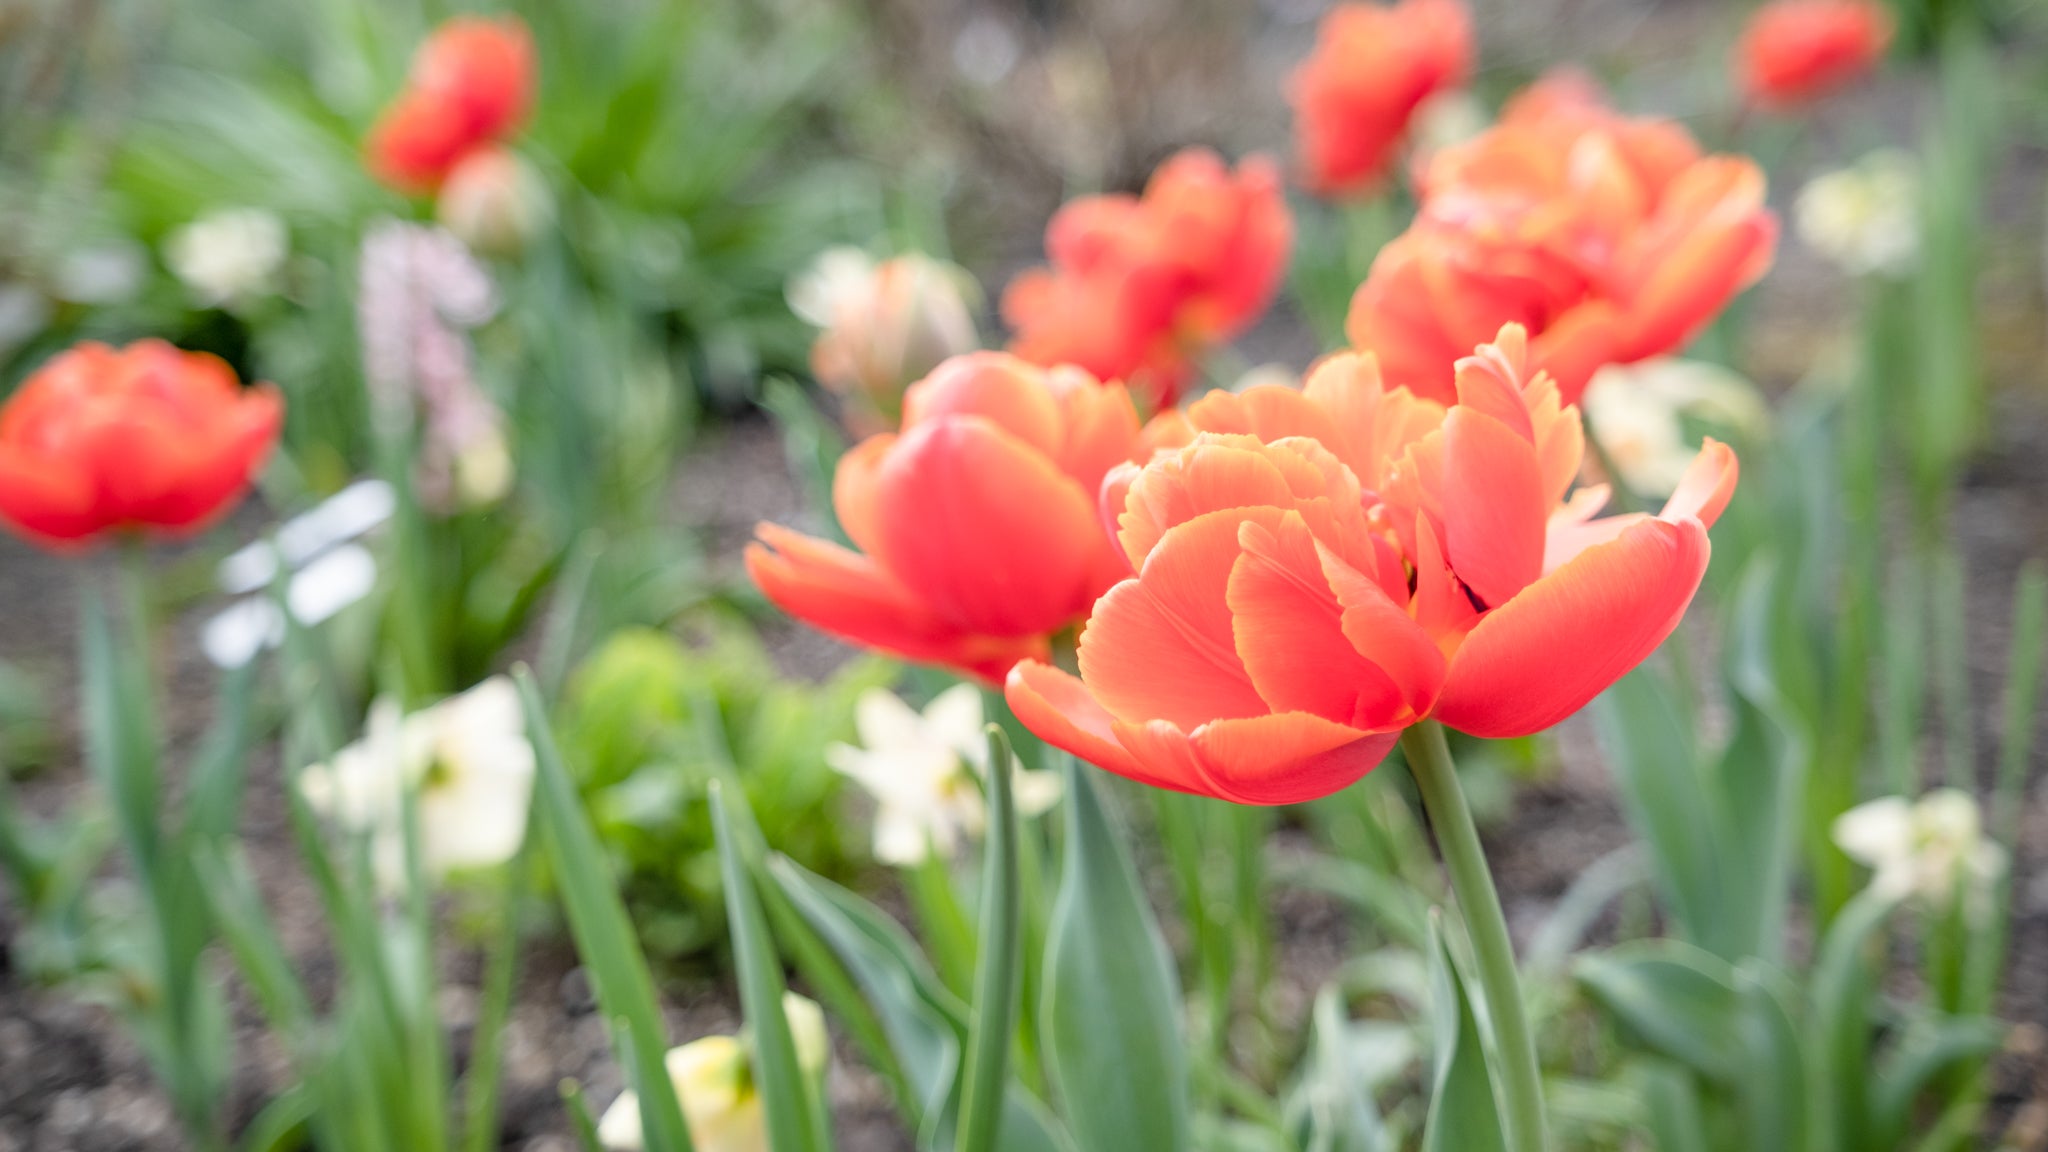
[517,669,693,1152]
[955,726,1021,1152]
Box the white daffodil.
[826,685,1062,867]
[1832,788,2006,913]
[1795,150,1920,279]
[298,676,535,892]
[1580,358,1769,497]
[164,208,289,307]
[597,993,829,1152]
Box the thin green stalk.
[1400,720,1546,1152]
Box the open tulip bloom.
[1006,324,1736,805]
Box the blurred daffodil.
[1580,357,1768,497]
[597,993,829,1152]
[299,676,535,891]
[826,684,1061,866]
[1833,788,2005,913]
[1795,150,1920,279]
[164,208,289,308]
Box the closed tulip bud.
[436,147,548,257]
[1736,0,1891,111]
[749,351,1150,683]
[790,249,979,423]
[1009,325,1737,803]
[0,340,282,550]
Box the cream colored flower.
[826,685,1062,866]
[597,993,829,1152]
[298,676,534,891]
[1580,358,1768,497]
[164,208,288,307]
[1832,788,2006,912]
[788,249,978,414]
[1795,150,1920,278]
[437,148,550,257]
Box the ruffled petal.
[1079,508,1285,730]
[1434,516,1710,737]
[1439,407,1547,608]
[1227,515,1407,726]
[1658,436,1738,528]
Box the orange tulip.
[1287,0,1473,197]
[1003,149,1293,408]
[1345,73,1777,406]
[1736,0,1892,110]
[748,352,1147,683]
[0,340,283,549]
[1006,325,1736,804]
[367,15,535,194]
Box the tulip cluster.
[0,340,282,549]
[1287,0,1473,197]
[1345,73,1778,407]
[366,16,536,195]
[1001,149,1293,408]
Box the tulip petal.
[871,416,1105,636]
[1440,408,1547,608]
[1316,538,1447,717]
[1004,662,1200,793]
[0,449,100,544]
[1080,508,1284,731]
[746,523,1044,683]
[832,433,897,556]
[1155,712,1396,806]
[1116,437,1301,567]
[901,352,1065,458]
[1435,516,1710,737]
[1227,516,1408,726]
[1658,436,1738,528]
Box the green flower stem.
[1400,720,1547,1152]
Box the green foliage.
[556,620,893,960]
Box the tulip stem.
[1399,720,1548,1152]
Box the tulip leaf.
[1712,558,1805,965]
[1422,915,1507,1152]
[1635,1059,1708,1152]
[1593,669,1720,953]
[770,856,1069,1152]
[1871,1014,2005,1144]
[1808,887,1898,1151]
[956,726,1022,1152]
[517,671,693,1152]
[1731,962,1808,1152]
[711,781,820,1152]
[1576,942,1744,1083]
[1041,758,1190,1152]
